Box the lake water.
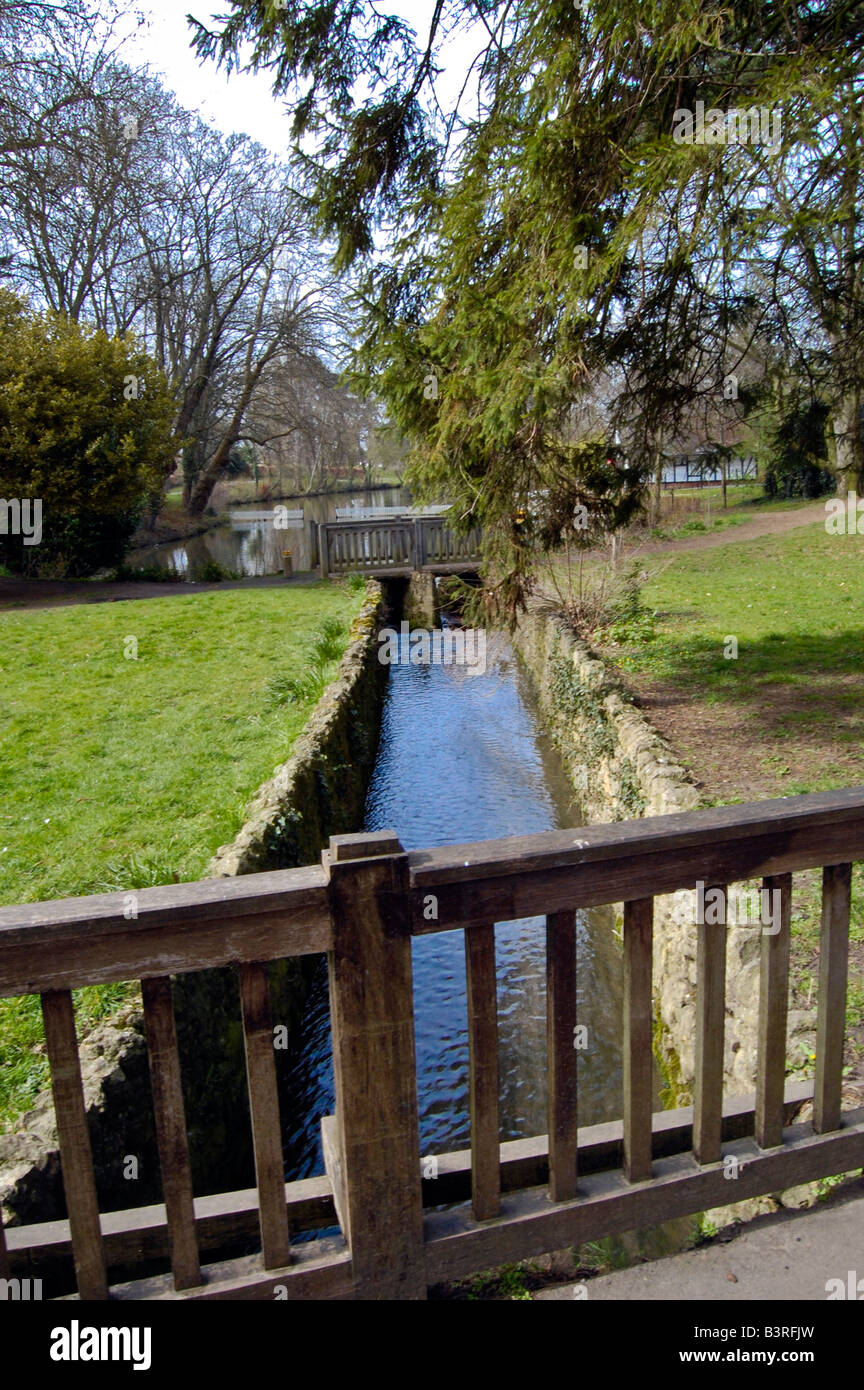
[130,487,412,579]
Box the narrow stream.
[278,624,636,1182]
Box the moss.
[615,755,647,818]
[653,1006,689,1111]
[549,642,617,762]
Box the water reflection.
[130,487,412,579]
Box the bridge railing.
[318,517,482,578]
[1,789,863,1299]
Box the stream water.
[277,622,641,1184]
[131,488,644,1184]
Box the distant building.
[660,443,757,485]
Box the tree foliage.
[0,8,346,518]
[0,290,177,575]
[192,0,864,613]
[764,396,834,499]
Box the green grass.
[645,486,817,542]
[0,582,363,1127]
[606,522,864,734]
[598,518,864,1053]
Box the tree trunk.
[188,438,237,516]
[651,442,664,525]
[832,389,862,497]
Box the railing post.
[693,885,727,1165]
[322,831,426,1300]
[414,518,426,569]
[814,863,852,1133]
[319,525,330,581]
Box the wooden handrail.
[0,864,331,997]
[407,786,864,930]
[0,788,862,1300]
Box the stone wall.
[0,582,390,1234]
[511,606,816,1103]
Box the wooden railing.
[318,517,482,578]
[2,789,864,1300]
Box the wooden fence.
[1,789,863,1299]
[318,517,482,578]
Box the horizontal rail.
[5,1084,813,1285]
[87,1239,353,1303]
[0,865,331,997]
[406,787,864,931]
[334,505,451,519]
[423,1108,864,1285]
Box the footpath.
[535,1174,864,1300]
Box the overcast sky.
[117,0,484,154]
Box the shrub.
[115,562,185,583]
[0,291,178,577]
[194,560,241,583]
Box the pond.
[129,487,412,580]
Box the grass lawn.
[642,485,818,543]
[594,520,864,1078]
[602,521,864,795]
[0,580,364,1128]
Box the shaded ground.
[625,661,864,806]
[0,570,320,612]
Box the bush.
[115,562,185,583]
[194,560,241,583]
[0,291,178,577]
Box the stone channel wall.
[0,582,390,1234]
[511,606,816,1103]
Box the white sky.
[116,0,484,154]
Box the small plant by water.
[464,1263,535,1300]
[115,562,185,583]
[194,559,242,583]
[264,617,348,706]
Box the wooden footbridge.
[1,788,863,1300]
[317,514,482,579]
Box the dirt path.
[624,498,827,559]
